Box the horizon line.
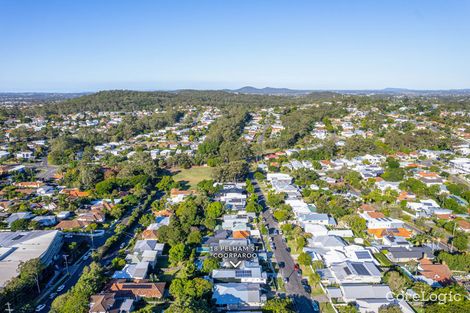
[1,86,470,94]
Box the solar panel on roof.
[351,263,370,276]
[12,235,24,241]
[235,270,252,277]
[355,251,372,259]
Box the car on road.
[278,261,285,268]
[35,304,46,312]
[286,246,291,252]
[303,284,311,293]
[49,292,57,299]
[57,284,65,292]
[283,277,289,283]
[301,278,309,286]
[312,300,320,312]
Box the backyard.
[172,166,215,190]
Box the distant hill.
[19,89,339,114]
[228,86,470,96]
[0,92,88,105]
[228,86,313,96]
[334,88,470,96]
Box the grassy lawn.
[374,252,393,267]
[300,264,324,296]
[276,276,285,292]
[172,166,215,190]
[320,302,337,313]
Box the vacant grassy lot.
[173,166,215,190]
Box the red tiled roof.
[367,211,386,219]
[109,279,166,298]
[419,259,452,283]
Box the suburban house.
[212,283,266,311]
[329,261,382,284]
[415,258,453,287]
[384,246,434,263]
[108,279,166,299]
[89,293,134,313]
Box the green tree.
[202,257,220,274]
[187,230,202,245]
[342,214,366,237]
[379,304,402,313]
[205,201,224,219]
[263,298,295,313]
[297,252,313,266]
[169,243,187,266]
[50,262,104,313]
[337,304,359,313]
[383,270,410,294]
[156,175,176,192]
[10,218,31,231]
[452,233,468,251]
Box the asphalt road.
[25,157,58,180]
[253,178,316,313]
[404,222,451,252]
[35,198,151,312]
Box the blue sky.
[1,0,469,92]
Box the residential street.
[253,178,317,313]
[34,197,154,312]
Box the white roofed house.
[375,181,400,192]
[338,284,395,313]
[6,212,35,227]
[285,198,311,215]
[221,213,255,231]
[212,283,267,311]
[266,173,292,184]
[212,260,267,284]
[297,212,336,227]
[329,261,382,284]
[359,211,404,230]
[37,185,55,197]
[450,157,470,174]
[15,150,34,160]
[112,261,149,280]
[126,240,165,268]
[32,215,57,227]
[216,185,247,211]
[406,199,451,218]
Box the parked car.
[283,277,289,283]
[35,304,46,312]
[303,284,311,293]
[301,278,309,286]
[312,300,320,312]
[278,261,285,268]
